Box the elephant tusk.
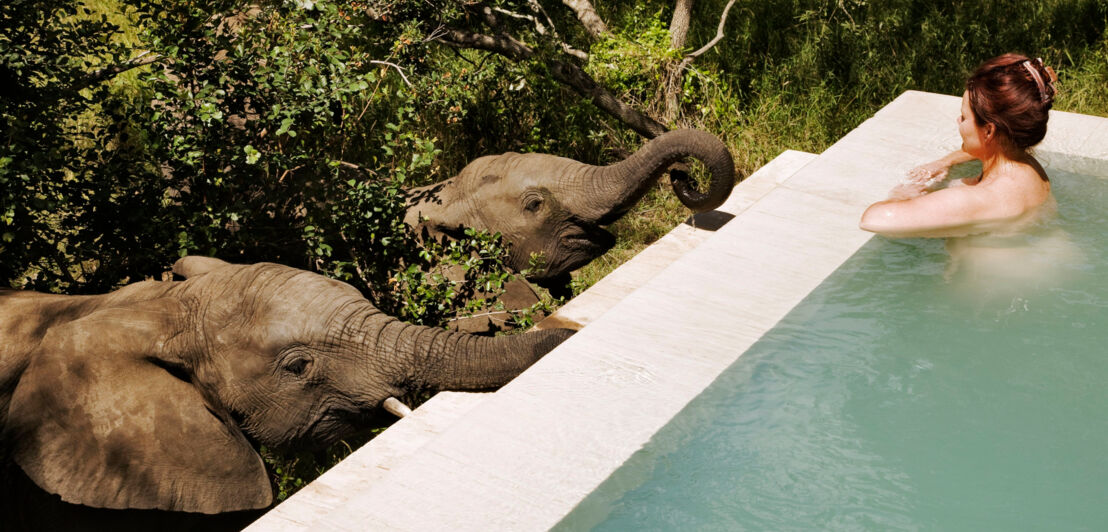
[383,397,413,418]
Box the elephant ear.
[172,255,232,279]
[7,298,272,513]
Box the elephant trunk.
[367,316,574,393]
[568,129,736,224]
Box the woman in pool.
[860,53,1058,238]
[862,54,1084,294]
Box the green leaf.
[244,145,261,164]
[277,117,295,136]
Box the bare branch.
[661,0,735,120]
[560,44,590,62]
[422,24,451,43]
[436,27,667,138]
[687,0,738,59]
[493,7,545,34]
[561,0,610,39]
[527,1,590,60]
[370,60,413,87]
[549,61,667,138]
[485,3,589,61]
[526,0,557,37]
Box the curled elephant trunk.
[571,129,736,224]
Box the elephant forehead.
[508,153,582,183]
[461,153,580,188]
[238,304,334,351]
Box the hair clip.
[1023,60,1051,103]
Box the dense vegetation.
[3,0,1106,499]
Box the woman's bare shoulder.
[984,161,1051,207]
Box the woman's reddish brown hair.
[966,53,1057,150]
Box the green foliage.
[573,0,1108,290]
[1,0,523,328]
[389,227,515,326]
[408,49,611,176]
[0,0,147,292]
[5,0,1108,501]
[586,11,681,110]
[136,1,426,276]
[260,436,369,502]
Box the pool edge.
[245,91,1108,531]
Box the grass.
[42,0,1108,502]
[67,0,1108,297]
[572,0,1108,293]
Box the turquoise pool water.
[556,170,1108,531]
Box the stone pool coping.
[247,91,1108,530]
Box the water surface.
[557,170,1108,531]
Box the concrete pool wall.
[247,91,1108,531]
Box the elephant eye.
[282,354,313,377]
[524,195,543,212]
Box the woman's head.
[962,53,1057,153]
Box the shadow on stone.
[684,210,734,231]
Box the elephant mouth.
[289,407,387,450]
[546,224,615,276]
[567,226,614,253]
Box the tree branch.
[686,0,737,59]
[493,6,544,33]
[560,0,610,39]
[527,1,590,60]
[369,60,413,87]
[548,61,667,138]
[437,27,666,138]
[477,2,589,61]
[438,28,533,60]
[80,51,163,88]
[661,0,736,120]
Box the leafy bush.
[0,0,528,327]
[4,0,1107,500]
[0,0,147,292]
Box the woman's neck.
[978,144,1029,181]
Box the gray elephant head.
[0,256,572,514]
[404,129,735,284]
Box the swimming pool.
[556,169,1108,530]
[250,93,1108,531]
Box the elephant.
[0,256,573,522]
[404,128,736,291]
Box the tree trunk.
[663,0,696,121]
[562,0,610,39]
[669,0,694,49]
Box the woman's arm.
[859,150,994,238]
[905,150,977,187]
[859,181,1009,238]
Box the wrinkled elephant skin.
[0,256,573,517]
[405,129,736,283]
